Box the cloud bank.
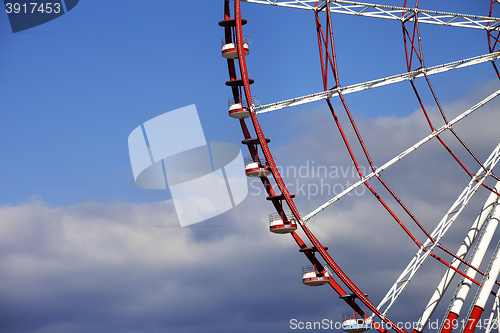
[2,85,500,332]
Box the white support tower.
[414,182,500,333]
[485,294,500,333]
[437,199,500,333]
[460,240,500,333]
[376,143,500,317]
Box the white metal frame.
[301,88,500,223]
[255,51,500,115]
[242,0,500,31]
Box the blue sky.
[0,0,495,206]
[2,1,500,333]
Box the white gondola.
[227,96,259,119]
[228,103,251,119]
[221,35,251,59]
[302,265,330,286]
[269,213,297,234]
[341,312,371,333]
[245,156,271,177]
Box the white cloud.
[2,84,500,332]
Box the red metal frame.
[222,0,383,330]
[489,1,500,80]
[221,1,500,333]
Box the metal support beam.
[417,182,500,333]
[242,0,500,31]
[255,51,500,115]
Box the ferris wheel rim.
[221,1,500,332]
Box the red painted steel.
[440,312,459,333]
[463,306,484,333]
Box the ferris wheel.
[219,1,500,333]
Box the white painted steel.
[444,199,500,324]
[485,295,500,333]
[302,88,500,223]
[458,240,500,333]
[241,0,500,31]
[229,103,243,111]
[476,244,500,309]
[416,182,500,332]
[303,271,317,279]
[255,51,500,115]
[376,142,500,317]
[245,162,259,170]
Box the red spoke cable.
[491,32,500,49]
[401,1,500,286]
[402,0,423,71]
[488,31,500,48]
[402,25,422,70]
[423,72,495,179]
[321,0,492,289]
[325,3,340,87]
[402,9,500,193]
[315,14,337,89]
[489,2,500,79]
[488,33,500,78]
[324,96,440,257]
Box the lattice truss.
[222,1,500,333]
